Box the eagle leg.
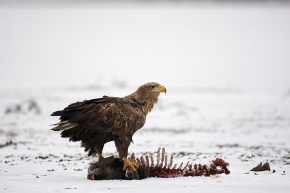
[113,135,138,171]
[95,145,114,161]
[123,157,139,171]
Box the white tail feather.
[51,121,78,131]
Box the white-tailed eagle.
[51,82,166,171]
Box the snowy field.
[1,2,290,193]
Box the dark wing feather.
[51,96,146,139]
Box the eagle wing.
[51,97,146,136]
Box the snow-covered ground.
[1,85,289,192]
[1,2,290,193]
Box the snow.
[1,2,290,193]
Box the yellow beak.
[158,85,167,94]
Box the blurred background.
[1,0,290,94]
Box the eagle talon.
[123,157,139,171]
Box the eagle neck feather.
[125,91,158,115]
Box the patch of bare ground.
[0,140,17,148]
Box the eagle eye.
[151,85,155,88]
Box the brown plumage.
[51,82,166,171]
